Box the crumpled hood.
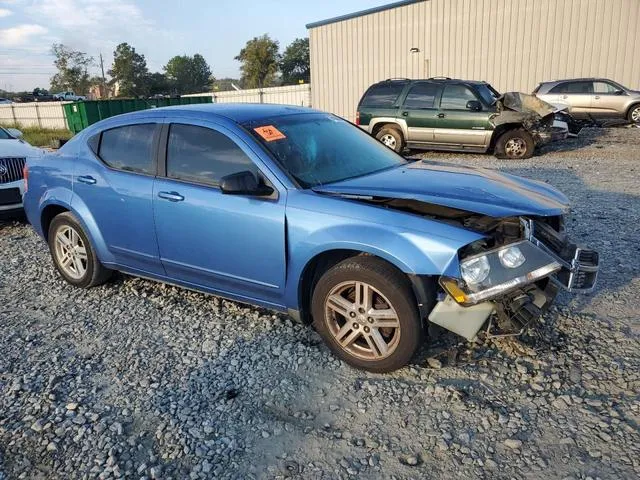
[498,92,556,117]
[314,161,570,218]
[0,139,43,158]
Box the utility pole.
[99,53,106,97]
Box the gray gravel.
[1,127,639,479]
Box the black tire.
[494,128,535,159]
[375,125,404,153]
[48,212,112,288]
[311,256,422,373]
[627,104,640,124]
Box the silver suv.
[534,78,640,123]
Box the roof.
[306,0,426,29]
[126,103,319,123]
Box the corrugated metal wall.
[309,0,640,121]
[184,84,312,106]
[0,102,70,129]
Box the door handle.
[437,113,446,118]
[562,95,568,99]
[594,95,600,100]
[77,175,96,185]
[158,191,184,202]
[401,111,409,116]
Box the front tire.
[375,126,404,153]
[311,256,422,373]
[494,128,535,159]
[628,104,640,124]
[48,212,112,288]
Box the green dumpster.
[63,96,212,134]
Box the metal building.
[307,0,640,121]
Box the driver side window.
[440,85,479,110]
[166,124,258,186]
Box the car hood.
[0,139,43,157]
[314,161,570,218]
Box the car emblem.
[0,164,8,177]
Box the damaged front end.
[493,92,569,144]
[431,216,599,341]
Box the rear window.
[98,124,157,175]
[360,82,406,107]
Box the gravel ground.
[1,127,639,479]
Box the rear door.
[72,120,164,275]
[433,84,493,147]
[152,120,287,306]
[549,81,594,117]
[399,82,442,143]
[591,80,627,118]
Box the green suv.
[357,78,567,159]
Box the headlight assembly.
[442,240,561,306]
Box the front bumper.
[537,120,569,144]
[431,219,599,340]
[0,180,24,212]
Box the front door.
[433,84,492,147]
[591,80,627,118]
[153,121,287,307]
[72,121,164,275]
[400,82,442,143]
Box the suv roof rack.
[428,76,452,80]
[383,77,411,82]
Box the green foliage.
[108,43,150,97]
[50,44,93,94]
[280,38,310,85]
[146,72,171,96]
[235,34,280,88]
[1,123,73,148]
[164,54,213,94]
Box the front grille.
[0,157,26,184]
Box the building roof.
[306,0,426,29]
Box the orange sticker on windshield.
[254,125,286,142]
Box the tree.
[146,72,171,96]
[108,43,149,97]
[164,54,212,94]
[280,38,310,85]
[234,34,280,88]
[50,43,93,94]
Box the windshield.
[476,84,500,105]
[0,128,14,140]
[245,113,406,188]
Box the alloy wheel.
[324,280,401,360]
[631,106,640,123]
[504,137,527,158]
[54,225,88,280]
[379,133,397,149]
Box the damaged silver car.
[357,78,569,158]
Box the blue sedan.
[22,104,599,372]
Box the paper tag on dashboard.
[254,125,286,142]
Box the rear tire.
[311,256,422,373]
[628,104,640,124]
[494,128,535,159]
[375,126,404,153]
[48,212,112,288]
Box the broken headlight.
[442,241,561,306]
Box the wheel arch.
[295,248,437,325]
[369,118,408,140]
[489,123,524,151]
[625,102,640,121]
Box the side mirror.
[7,128,23,138]
[466,100,482,111]
[220,171,274,196]
[614,89,625,96]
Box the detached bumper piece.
[528,220,599,293]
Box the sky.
[0,0,393,92]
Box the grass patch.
[1,124,74,148]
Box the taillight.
[355,111,360,126]
[23,163,28,192]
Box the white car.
[53,91,86,101]
[0,127,44,216]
